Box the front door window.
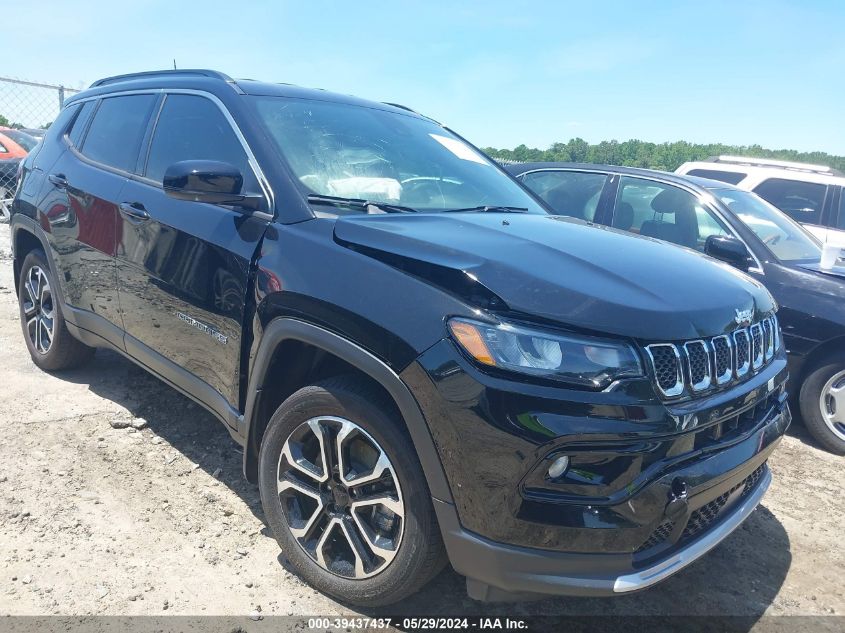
[611,176,730,252]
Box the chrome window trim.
[697,194,765,274]
[733,328,751,378]
[63,88,275,213]
[610,172,766,273]
[711,335,734,385]
[750,323,765,370]
[645,343,684,398]
[683,340,712,392]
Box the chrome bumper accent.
[613,467,772,593]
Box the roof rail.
[89,69,234,89]
[705,155,843,176]
[382,102,418,114]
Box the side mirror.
[163,160,263,211]
[705,235,749,270]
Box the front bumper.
[403,338,790,598]
[435,461,776,599]
[613,465,771,593]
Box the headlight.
[448,318,643,389]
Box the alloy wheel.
[21,266,54,354]
[819,369,845,442]
[277,416,404,579]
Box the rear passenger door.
[46,94,158,345]
[517,170,610,221]
[115,93,270,415]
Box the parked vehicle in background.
[676,156,845,244]
[19,128,47,139]
[0,131,29,222]
[0,128,39,153]
[0,131,28,160]
[508,162,845,454]
[11,70,790,605]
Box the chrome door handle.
[48,173,68,189]
[118,202,150,222]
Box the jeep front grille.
[750,323,764,370]
[734,329,750,377]
[712,335,732,384]
[645,344,683,397]
[644,316,780,399]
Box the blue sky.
[8,0,845,154]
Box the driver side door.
[115,93,269,420]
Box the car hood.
[334,213,775,340]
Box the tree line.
[482,138,845,172]
[0,114,49,130]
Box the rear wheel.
[18,249,94,371]
[258,376,446,606]
[799,359,845,455]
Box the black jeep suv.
[11,69,790,606]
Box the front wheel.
[258,376,446,606]
[799,359,845,455]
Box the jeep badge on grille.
[734,308,753,326]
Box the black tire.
[18,249,95,371]
[258,375,446,606]
[799,357,845,455]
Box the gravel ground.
[0,223,842,623]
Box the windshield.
[715,188,821,263]
[249,96,545,215]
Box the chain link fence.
[0,77,80,220]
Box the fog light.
[547,455,570,480]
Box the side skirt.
[64,305,245,446]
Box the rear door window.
[519,170,607,221]
[752,178,827,225]
[686,168,747,185]
[612,176,730,251]
[67,100,96,148]
[80,94,157,172]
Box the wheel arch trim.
[10,216,66,306]
[796,334,845,385]
[241,317,454,504]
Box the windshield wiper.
[444,205,529,213]
[307,194,417,214]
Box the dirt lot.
[0,223,842,622]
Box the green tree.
[485,138,845,172]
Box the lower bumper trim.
[613,468,772,593]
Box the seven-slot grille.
[645,315,780,399]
